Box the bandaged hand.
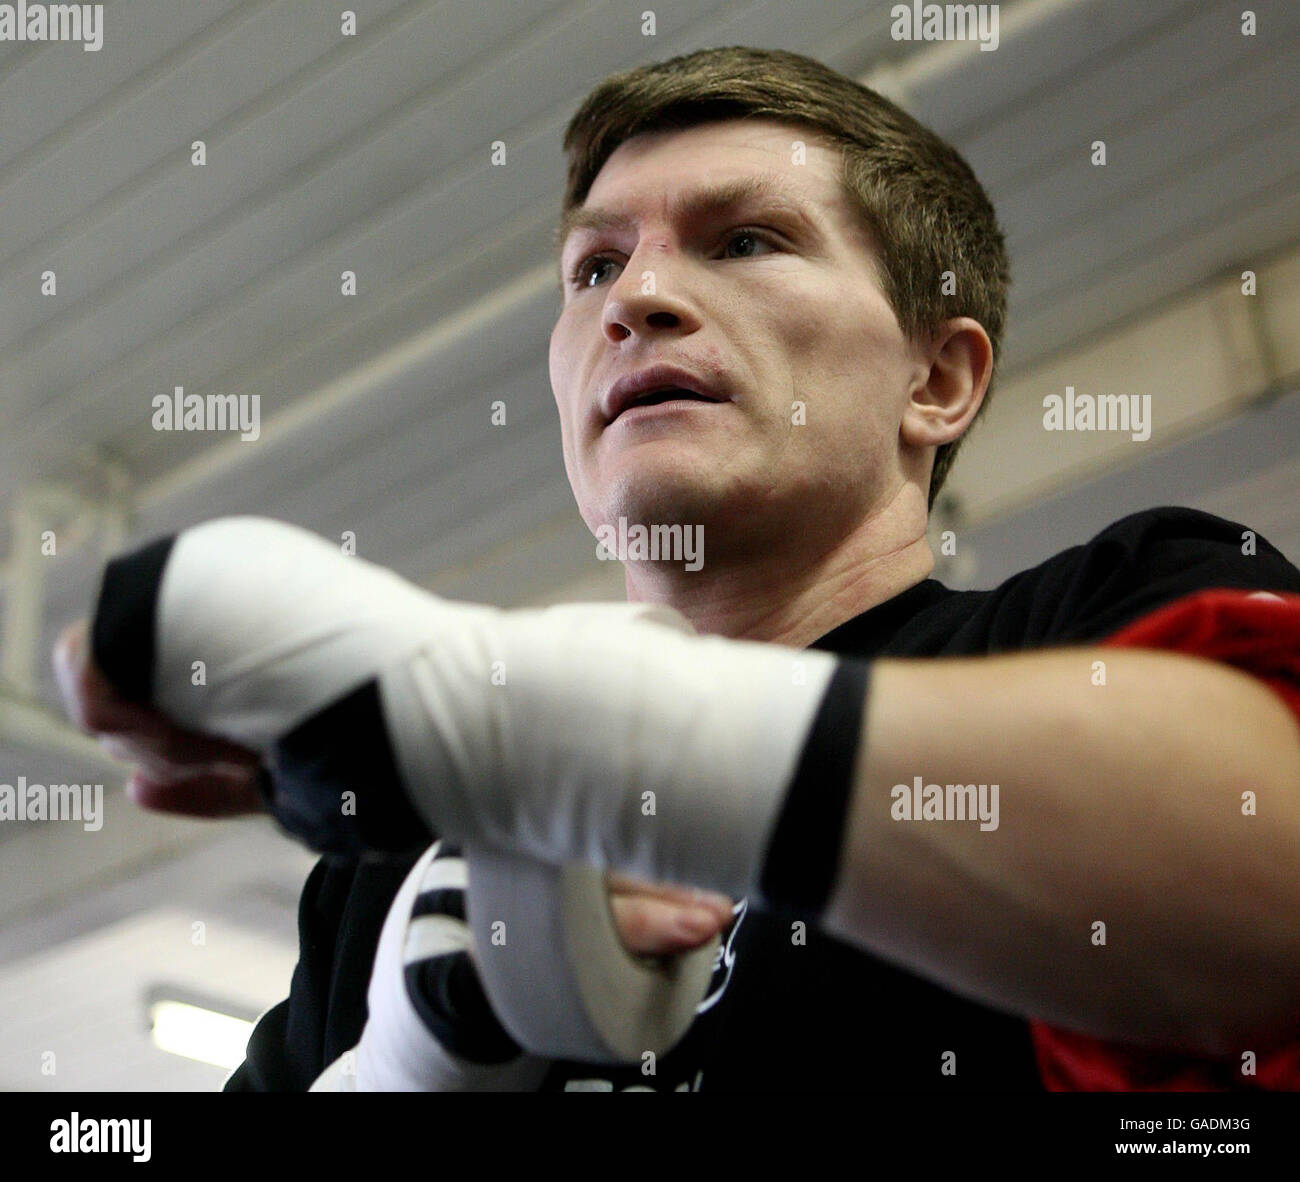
[74,516,863,1061]
[78,516,850,903]
[310,840,734,1089]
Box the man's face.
[549,118,925,554]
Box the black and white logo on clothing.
[697,897,747,1014]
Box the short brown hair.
[557,46,1010,510]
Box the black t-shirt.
[224,505,1300,1092]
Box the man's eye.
[569,229,778,289]
[571,255,622,289]
[720,230,777,259]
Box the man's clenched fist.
[53,618,265,817]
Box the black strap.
[90,534,176,704]
[758,658,871,920]
[265,679,434,855]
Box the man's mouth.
[600,365,730,426]
[622,388,719,412]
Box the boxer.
[56,45,1300,1091]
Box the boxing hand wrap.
[379,598,858,906]
[464,845,720,1063]
[91,517,860,903]
[91,520,490,751]
[91,518,868,1058]
[316,840,550,1091]
[310,839,543,1090]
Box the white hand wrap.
[149,517,838,896]
[465,848,719,1063]
[96,516,845,1060]
[345,842,549,1090]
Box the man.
[55,47,1300,1091]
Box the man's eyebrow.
[554,173,817,253]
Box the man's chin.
[588,474,772,545]
[581,440,785,535]
[586,475,705,528]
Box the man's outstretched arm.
[72,517,1300,1062]
[825,644,1300,1058]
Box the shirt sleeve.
[1029,584,1300,1090]
[1003,505,1300,647]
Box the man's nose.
[601,250,702,343]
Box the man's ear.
[900,318,994,450]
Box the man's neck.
[621,484,935,649]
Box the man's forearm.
[822,647,1300,1057]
